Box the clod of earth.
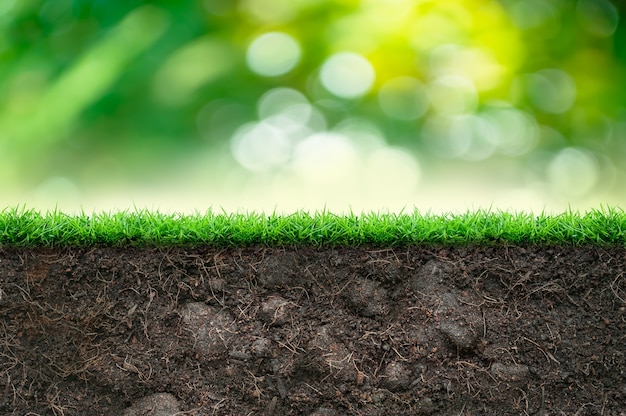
[1,245,625,415]
[123,393,180,416]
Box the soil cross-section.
[1,245,625,415]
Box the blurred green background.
[1,0,625,213]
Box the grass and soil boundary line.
[1,209,625,415]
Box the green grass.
[0,207,625,247]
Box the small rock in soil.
[180,302,237,356]
[414,397,435,413]
[380,360,412,391]
[440,319,479,350]
[309,325,356,380]
[259,295,292,326]
[310,407,339,416]
[490,362,530,381]
[434,290,483,351]
[251,336,273,357]
[346,278,388,317]
[123,393,180,416]
[411,259,450,292]
[256,251,299,289]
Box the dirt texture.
[1,245,626,415]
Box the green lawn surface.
[1,207,624,247]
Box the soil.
[1,245,625,415]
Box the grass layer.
[1,207,625,247]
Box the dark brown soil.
[1,245,626,415]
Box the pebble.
[251,337,272,357]
[123,393,180,416]
[259,296,292,326]
[490,362,530,381]
[440,320,478,350]
[380,360,412,391]
[347,279,388,317]
[310,407,338,416]
[181,302,237,356]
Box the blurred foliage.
[0,0,624,200]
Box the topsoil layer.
[1,245,625,415]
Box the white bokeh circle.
[246,32,301,77]
[320,52,375,99]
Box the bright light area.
[547,147,599,197]
[320,52,375,99]
[246,32,301,77]
[257,87,326,134]
[230,121,292,172]
[429,75,478,115]
[364,147,421,196]
[3,0,625,217]
[291,132,360,186]
[482,104,538,156]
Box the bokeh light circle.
[291,132,359,185]
[576,0,619,37]
[257,87,326,136]
[508,0,559,31]
[378,76,429,120]
[449,115,498,161]
[230,121,292,172]
[482,104,539,156]
[246,32,301,77]
[258,88,308,120]
[320,52,375,99]
[547,147,599,197]
[429,75,478,115]
[422,115,469,159]
[241,0,297,23]
[527,69,577,114]
[334,117,386,155]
